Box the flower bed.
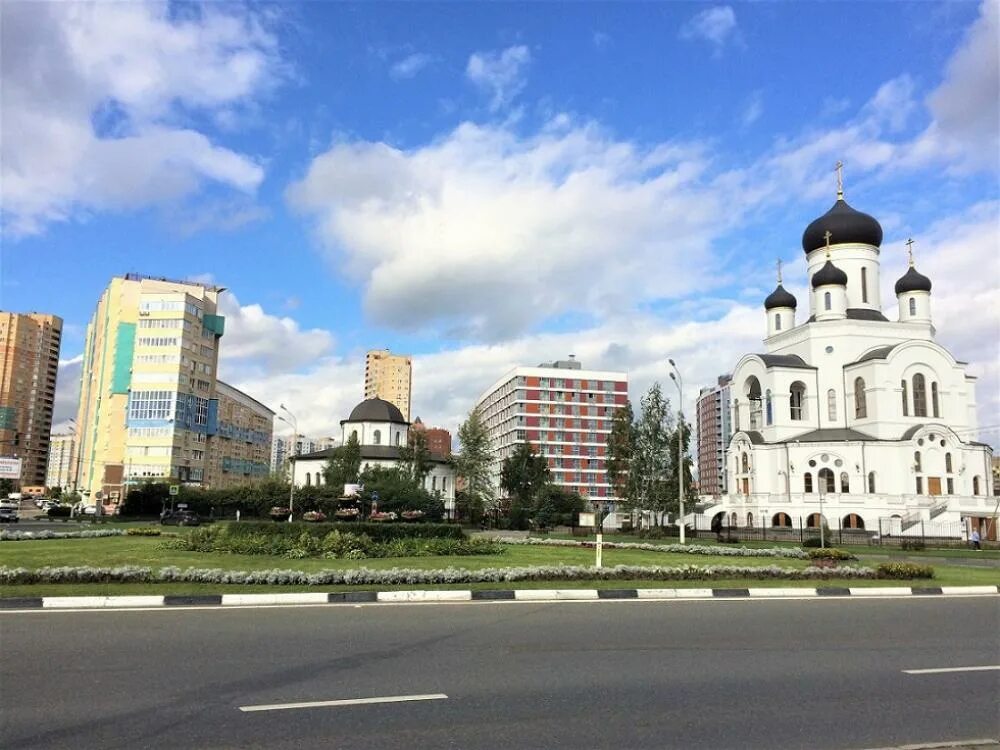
[0,529,126,541]
[503,537,809,559]
[221,521,466,542]
[0,562,918,587]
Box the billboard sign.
[0,457,22,479]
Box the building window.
[909,297,917,317]
[372,429,382,445]
[432,476,437,491]
[733,399,740,430]
[305,472,311,486]
[395,432,401,446]
[351,430,358,441]
[804,472,813,493]
[741,453,749,473]
[854,377,867,418]
[973,476,981,495]
[901,380,909,416]
[931,382,940,418]
[913,374,927,417]
[128,390,175,421]
[840,472,849,493]
[868,471,876,493]
[774,314,781,331]
[915,476,923,494]
[914,451,921,472]
[861,267,868,303]
[818,468,835,493]
[765,390,772,425]
[789,382,805,421]
[827,389,837,421]
[946,478,954,495]
[945,452,953,473]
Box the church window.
[351,430,358,441]
[915,477,923,494]
[818,468,835,493]
[840,472,849,493]
[733,399,740,431]
[775,314,781,331]
[741,453,749,473]
[945,453,953,473]
[867,472,876,493]
[931,382,940,418]
[789,382,806,421]
[373,429,382,445]
[901,380,909,416]
[973,476,981,495]
[765,390,773,425]
[827,389,837,421]
[914,451,922,472]
[861,267,869,303]
[305,472,311,486]
[824,291,832,311]
[804,473,813,493]
[908,298,917,317]
[912,374,927,417]
[854,378,867,418]
[946,478,954,495]
[395,432,401,446]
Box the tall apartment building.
[46,433,76,490]
[270,434,339,474]
[695,374,732,498]
[204,381,274,489]
[364,349,412,421]
[74,275,225,506]
[411,417,452,457]
[0,312,62,487]
[475,356,628,500]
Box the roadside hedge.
[219,521,466,542]
[504,537,809,559]
[0,529,126,541]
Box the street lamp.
[668,359,686,545]
[278,404,298,522]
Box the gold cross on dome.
[905,237,915,267]
[776,258,783,284]
[824,230,833,258]
[835,160,844,199]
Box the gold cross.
[905,237,915,267]
[824,230,833,258]
[835,160,844,199]
[776,258,783,284]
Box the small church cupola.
[895,238,932,323]
[765,260,796,336]
[811,232,848,321]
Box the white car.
[0,499,19,511]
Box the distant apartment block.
[364,349,412,422]
[46,432,76,490]
[411,417,452,456]
[204,381,274,489]
[475,356,628,501]
[270,434,339,474]
[0,312,62,487]
[695,374,733,498]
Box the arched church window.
[909,298,917,317]
[804,473,813,493]
[973,476,981,495]
[351,430,358,441]
[854,378,867,418]
[775,313,781,331]
[395,432,402,446]
[931,382,940,418]
[840,472,849,493]
[901,380,909,416]
[741,453,749,473]
[827,389,837,421]
[861,267,869,303]
[824,291,832,311]
[789,382,805,421]
[818,468,835,493]
[305,472,311,486]
[867,471,876,493]
[373,429,382,445]
[746,377,762,429]
[913,451,922,472]
[912,374,927,417]
[945,453,952,473]
[733,399,740,431]
[765,390,773,425]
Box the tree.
[357,465,444,520]
[455,407,494,521]
[500,443,550,529]
[532,484,586,529]
[323,432,362,490]
[605,399,636,501]
[632,383,675,525]
[398,429,432,484]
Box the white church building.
[698,181,995,539]
[290,397,456,518]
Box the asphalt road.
[1,598,998,749]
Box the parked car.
[160,510,200,526]
[0,499,19,511]
[0,508,19,523]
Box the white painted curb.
[42,595,165,609]
[636,588,713,599]
[221,593,329,606]
[513,589,600,601]
[748,588,819,598]
[849,587,913,596]
[940,586,999,595]
[376,590,472,602]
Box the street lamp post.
[278,404,298,522]
[668,360,686,545]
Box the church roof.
[894,266,932,294]
[782,427,878,443]
[292,446,450,463]
[764,284,797,310]
[850,345,898,364]
[758,354,815,369]
[811,259,848,288]
[342,397,407,424]
[802,198,883,254]
[807,308,889,323]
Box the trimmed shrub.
[221,521,465,542]
[124,527,162,537]
[876,562,934,579]
[502,537,808,559]
[807,548,856,561]
[900,539,926,551]
[1,529,125,541]
[802,536,834,548]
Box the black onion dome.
[894,266,932,294]
[802,199,883,254]
[345,397,406,423]
[811,259,848,288]
[764,284,797,310]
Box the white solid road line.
[902,665,1000,675]
[238,693,449,712]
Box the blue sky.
[1,1,997,442]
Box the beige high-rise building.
[204,381,274,489]
[0,312,62,487]
[74,274,224,507]
[364,349,412,421]
[46,432,76,490]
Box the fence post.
[798,516,803,544]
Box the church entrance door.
[927,477,942,496]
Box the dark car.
[0,507,19,523]
[160,510,200,526]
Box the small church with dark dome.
[697,171,995,539]
[290,397,457,517]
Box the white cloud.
[0,1,281,235]
[680,6,740,54]
[465,45,532,111]
[740,91,764,127]
[390,52,433,80]
[52,355,84,428]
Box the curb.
[1,585,997,611]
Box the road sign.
[177,503,188,509]
[169,485,180,496]
[0,457,22,479]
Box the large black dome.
[802,198,883,254]
[894,266,932,294]
[344,397,406,424]
[811,259,848,288]
[764,284,797,310]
